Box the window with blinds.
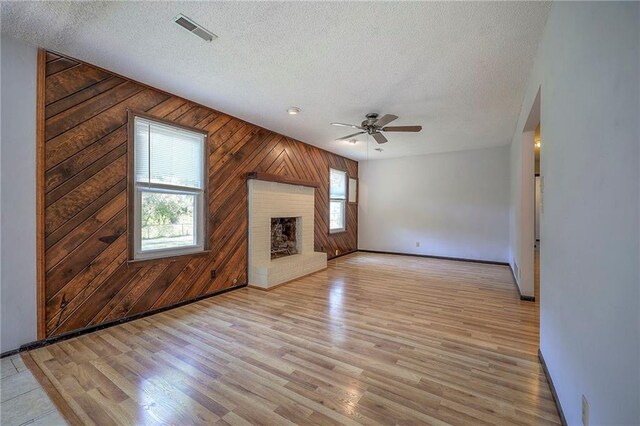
[130,114,208,260]
[329,168,347,233]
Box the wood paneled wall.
[41,52,358,338]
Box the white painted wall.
[510,2,639,424]
[358,146,510,263]
[0,35,38,353]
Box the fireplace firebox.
[271,217,299,259]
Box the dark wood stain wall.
[41,52,358,338]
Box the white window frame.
[129,112,208,261]
[329,168,347,234]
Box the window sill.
[128,249,211,267]
[329,230,347,235]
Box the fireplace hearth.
[271,217,299,259]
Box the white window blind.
[329,168,347,200]
[134,117,205,189]
[329,168,347,232]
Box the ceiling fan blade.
[372,132,388,144]
[381,125,423,132]
[331,122,364,129]
[336,131,366,140]
[373,114,398,127]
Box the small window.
[130,113,208,261]
[329,168,347,233]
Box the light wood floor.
[27,252,560,425]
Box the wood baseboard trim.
[248,267,328,291]
[358,249,509,266]
[0,284,247,358]
[508,264,536,302]
[22,352,84,425]
[538,349,568,426]
[0,347,24,359]
[328,250,358,260]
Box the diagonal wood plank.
[42,51,357,338]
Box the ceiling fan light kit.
[331,113,422,144]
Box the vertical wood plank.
[36,49,47,339]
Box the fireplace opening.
[271,217,299,259]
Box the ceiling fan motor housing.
[363,113,381,132]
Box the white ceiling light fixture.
[173,14,217,42]
[287,107,301,115]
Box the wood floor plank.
[29,253,560,425]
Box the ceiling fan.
[331,113,422,144]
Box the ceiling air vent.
[173,14,217,42]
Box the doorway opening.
[517,87,541,344]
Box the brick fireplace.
[248,176,327,289]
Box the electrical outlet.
[416,242,420,248]
[210,269,216,279]
[582,395,589,426]
[335,249,339,256]
[233,278,237,284]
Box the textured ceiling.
[1,1,549,160]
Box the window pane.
[348,178,357,203]
[330,169,347,199]
[330,200,345,231]
[140,191,197,251]
[135,117,205,189]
